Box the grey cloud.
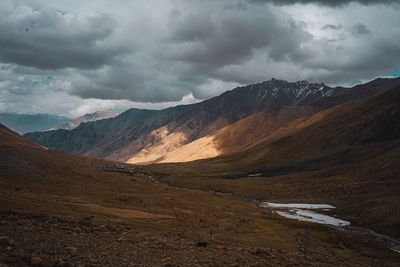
[169,11,215,42]
[249,0,400,6]
[64,0,400,102]
[350,23,371,35]
[167,4,311,70]
[69,61,192,102]
[325,35,346,42]
[322,24,342,30]
[290,30,400,82]
[69,2,313,102]
[1,0,400,114]
[0,5,129,70]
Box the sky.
[0,0,399,118]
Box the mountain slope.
[121,77,400,163]
[25,109,159,155]
[53,111,117,130]
[211,83,400,170]
[0,113,69,134]
[3,119,398,265]
[149,85,400,239]
[0,123,41,149]
[134,106,316,163]
[25,77,400,163]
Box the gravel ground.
[1,211,397,267]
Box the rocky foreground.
[1,211,397,267]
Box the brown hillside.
[4,125,398,265]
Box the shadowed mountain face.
[149,84,400,240]
[25,77,400,163]
[199,83,400,171]
[25,109,159,155]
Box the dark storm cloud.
[249,0,400,6]
[0,6,128,70]
[350,23,371,35]
[69,61,193,102]
[68,0,400,102]
[1,0,400,112]
[68,2,314,102]
[167,5,311,71]
[169,11,215,42]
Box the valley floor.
[1,158,400,266]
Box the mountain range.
[25,77,400,164]
[0,111,118,135]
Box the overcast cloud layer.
[250,0,400,6]
[0,0,399,117]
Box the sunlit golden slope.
[128,106,315,163]
[123,79,400,164]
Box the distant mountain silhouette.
[0,113,69,134]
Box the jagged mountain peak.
[226,78,331,106]
[78,111,117,121]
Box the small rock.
[162,257,172,262]
[56,260,72,267]
[196,241,208,248]
[31,256,43,266]
[88,258,101,267]
[20,254,31,262]
[250,248,263,255]
[66,246,79,257]
[337,241,347,250]
[0,236,9,246]
[8,239,16,246]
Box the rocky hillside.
[203,83,400,173]
[25,77,400,163]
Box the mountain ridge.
[25,77,400,163]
